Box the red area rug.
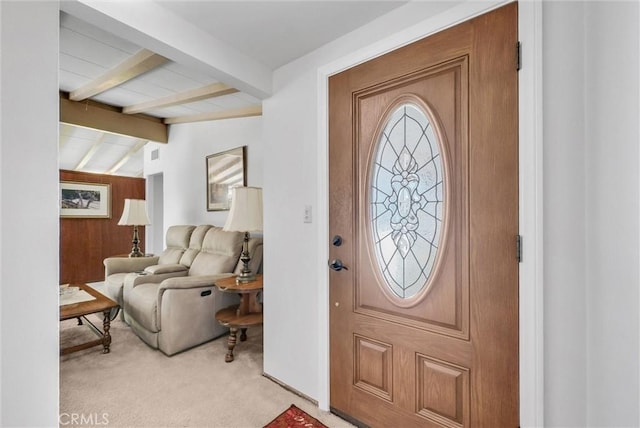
[264,404,328,428]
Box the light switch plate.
[304,205,312,223]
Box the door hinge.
[516,41,522,71]
[516,235,523,263]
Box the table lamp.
[223,186,263,283]
[118,199,150,257]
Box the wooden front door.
[328,4,519,427]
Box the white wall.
[584,2,639,426]
[542,2,587,425]
[263,70,321,398]
[0,1,59,426]
[543,3,640,426]
[144,116,263,234]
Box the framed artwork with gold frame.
[60,181,111,218]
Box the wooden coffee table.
[215,274,263,362]
[59,283,119,355]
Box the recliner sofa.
[103,225,200,309]
[103,224,263,356]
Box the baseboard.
[261,373,367,427]
[261,372,318,406]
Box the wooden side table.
[214,274,263,362]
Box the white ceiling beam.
[107,138,147,174]
[61,1,272,99]
[163,105,262,125]
[70,48,169,101]
[75,133,106,170]
[123,83,238,115]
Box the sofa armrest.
[144,264,188,275]
[122,270,189,301]
[159,273,235,291]
[104,256,160,277]
[155,274,235,331]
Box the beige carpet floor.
[60,315,352,428]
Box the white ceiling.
[58,1,425,177]
[156,1,408,70]
[60,11,262,119]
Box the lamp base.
[236,272,257,284]
[236,231,255,283]
[129,249,144,258]
[129,225,144,257]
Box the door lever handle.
[328,259,348,271]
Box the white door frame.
[145,172,164,256]
[315,1,544,426]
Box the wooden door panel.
[354,317,472,368]
[329,4,518,426]
[416,354,470,427]
[354,334,394,401]
[355,57,469,339]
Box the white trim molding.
[316,1,544,426]
[518,1,545,426]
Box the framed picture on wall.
[60,181,111,218]
[206,146,247,211]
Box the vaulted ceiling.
[58,1,410,177]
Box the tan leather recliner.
[123,227,263,356]
[118,225,214,322]
[103,225,198,309]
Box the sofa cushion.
[157,249,183,265]
[157,225,195,264]
[125,283,161,332]
[179,225,214,267]
[188,228,243,277]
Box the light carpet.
[60,315,352,428]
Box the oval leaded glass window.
[369,102,446,300]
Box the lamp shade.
[118,199,150,226]
[223,187,263,232]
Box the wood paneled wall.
[60,170,146,284]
